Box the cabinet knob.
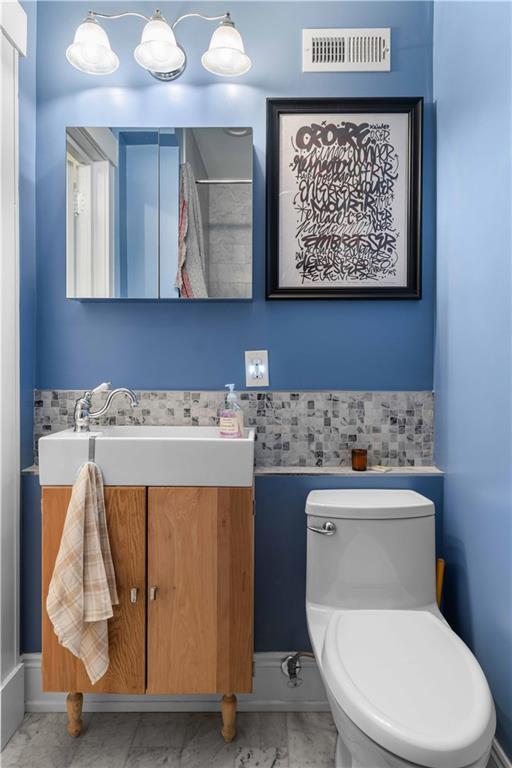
[149,586,158,601]
[130,587,138,604]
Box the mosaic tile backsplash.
[33,390,434,468]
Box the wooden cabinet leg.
[66,692,83,737]
[221,693,237,742]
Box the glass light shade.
[66,19,119,75]
[201,23,251,77]
[134,18,185,73]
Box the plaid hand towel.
[47,461,119,684]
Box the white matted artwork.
[266,98,422,299]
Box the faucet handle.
[91,382,111,395]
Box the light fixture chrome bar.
[88,10,151,22]
[171,12,230,30]
[195,179,252,184]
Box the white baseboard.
[1,663,25,749]
[23,653,329,713]
[490,740,512,768]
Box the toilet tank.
[306,490,436,610]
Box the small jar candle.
[351,448,367,471]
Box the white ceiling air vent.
[303,28,391,72]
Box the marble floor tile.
[258,713,288,751]
[287,712,337,768]
[78,712,141,746]
[124,746,181,767]
[0,733,32,768]
[132,714,190,750]
[180,713,240,768]
[232,713,262,747]
[16,745,78,768]
[13,713,90,749]
[179,711,287,768]
[68,739,132,768]
[2,711,498,768]
[234,746,288,767]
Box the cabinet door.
[42,486,146,693]
[147,487,253,695]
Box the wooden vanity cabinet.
[41,484,254,741]
[41,486,147,695]
[147,487,254,696]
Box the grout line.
[120,712,141,767]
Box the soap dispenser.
[219,384,243,438]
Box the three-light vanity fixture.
[66,8,252,81]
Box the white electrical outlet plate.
[245,350,269,388]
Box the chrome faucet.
[73,382,139,432]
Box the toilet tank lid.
[305,489,434,519]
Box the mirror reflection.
[66,127,253,299]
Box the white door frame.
[0,0,27,749]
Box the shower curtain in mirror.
[175,162,208,298]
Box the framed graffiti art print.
[266,97,422,299]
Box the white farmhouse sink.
[38,426,255,487]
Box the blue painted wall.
[19,0,438,655]
[21,473,443,653]
[35,0,435,391]
[119,132,159,297]
[434,1,512,756]
[19,0,38,469]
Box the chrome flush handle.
[130,587,138,604]
[307,521,337,536]
[149,586,158,601]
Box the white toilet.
[305,489,495,768]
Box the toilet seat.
[322,610,495,768]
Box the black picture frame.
[266,97,423,299]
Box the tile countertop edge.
[22,465,444,477]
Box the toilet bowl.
[305,490,495,768]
